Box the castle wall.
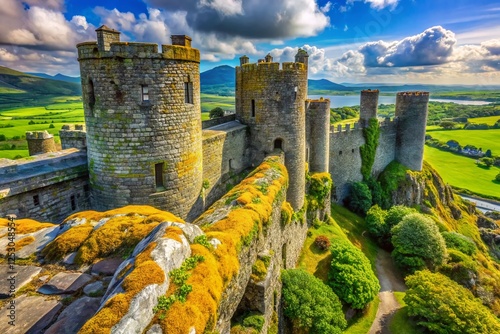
[235,61,307,211]
[329,125,364,202]
[0,149,90,223]
[77,38,203,221]
[60,125,87,150]
[202,121,250,209]
[372,119,398,175]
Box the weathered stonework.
[306,98,330,173]
[60,124,87,150]
[26,131,57,156]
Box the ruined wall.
[60,124,87,150]
[77,32,202,221]
[0,149,90,223]
[201,121,251,210]
[235,56,307,211]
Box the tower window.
[33,194,40,206]
[141,85,149,102]
[88,78,95,112]
[352,148,355,153]
[339,151,342,155]
[185,82,193,104]
[155,163,164,190]
[251,99,256,117]
[70,195,76,211]
[274,138,283,150]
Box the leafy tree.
[209,107,224,119]
[385,205,416,230]
[345,182,372,215]
[328,240,380,309]
[391,213,447,273]
[365,205,387,239]
[405,270,500,334]
[485,149,492,157]
[496,172,500,182]
[441,231,476,256]
[480,157,494,167]
[439,121,456,129]
[28,120,35,125]
[0,134,5,141]
[49,123,55,129]
[282,269,346,334]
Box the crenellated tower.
[306,98,330,173]
[359,89,379,126]
[77,26,203,220]
[395,91,430,171]
[235,51,308,210]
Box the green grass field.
[388,292,424,333]
[468,115,500,125]
[200,93,234,112]
[426,128,500,154]
[424,146,500,199]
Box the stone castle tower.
[395,92,430,170]
[77,25,202,220]
[235,51,309,210]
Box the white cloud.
[198,0,243,16]
[364,0,400,10]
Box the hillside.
[26,72,81,83]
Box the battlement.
[396,91,430,104]
[60,124,87,150]
[306,98,330,108]
[25,131,53,140]
[61,124,86,131]
[77,39,199,62]
[236,61,306,73]
[331,117,397,134]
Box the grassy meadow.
[467,115,500,125]
[424,146,500,199]
[427,128,500,153]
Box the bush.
[209,107,224,119]
[345,182,372,215]
[385,205,416,229]
[282,269,346,334]
[496,173,500,182]
[365,205,388,239]
[328,240,380,309]
[440,249,478,287]
[405,270,500,333]
[28,120,35,125]
[314,235,331,251]
[441,231,476,255]
[0,134,5,141]
[480,157,494,167]
[391,213,447,274]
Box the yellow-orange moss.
[65,205,182,224]
[12,236,35,252]
[79,242,164,334]
[281,201,293,225]
[0,218,54,234]
[164,226,184,243]
[161,244,222,333]
[42,223,93,261]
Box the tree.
[480,157,494,167]
[209,107,224,119]
[328,239,380,309]
[282,269,346,334]
[0,134,5,141]
[496,172,500,182]
[28,120,35,125]
[365,205,388,239]
[485,149,492,157]
[439,121,456,129]
[49,123,55,129]
[345,182,372,215]
[391,213,447,273]
[441,231,476,256]
[405,270,500,334]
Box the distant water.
[308,95,492,107]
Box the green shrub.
[440,249,478,287]
[405,270,500,333]
[242,314,265,331]
[391,213,447,274]
[496,172,500,182]
[441,231,476,255]
[345,181,372,215]
[282,269,346,334]
[365,205,388,239]
[209,107,224,119]
[385,205,416,229]
[328,239,380,309]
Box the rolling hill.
[26,72,81,84]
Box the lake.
[308,95,492,107]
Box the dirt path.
[368,249,407,334]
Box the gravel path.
[368,249,407,334]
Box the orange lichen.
[164,226,184,243]
[79,242,164,334]
[65,205,182,224]
[42,223,94,261]
[0,218,55,234]
[12,236,35,251]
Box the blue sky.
[0,0,499,84]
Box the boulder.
[38,272,92,295]
[0,265,42,299]
[45,296,100,334]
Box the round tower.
[395,91,430,171]
[77,26,202,220]
[235,50,308,210]
[360,89,379,126]
[306,98,330,173]
[26,131,57,156]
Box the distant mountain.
[339,82,500,92]
[308,79,352,92]
[0,66,81,96]
[26,72,81,83]
[201,65,235,86]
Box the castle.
[0,26,429,223]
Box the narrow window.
[339,151,342,155]
[83,184,90,193]
[70,195,76,211]
[274,139,283,150]
[229,159,234,170]
[352,148,355,153]
[141,85,149,102]
[88,78,95,111]
[306,147,309,161]
[184,81,193,104]
[155,163,164,189]
[33,195,40,206]
[251,99,256,117]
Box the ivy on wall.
[360,118,380,180]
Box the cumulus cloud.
[144,0,329,39]
[364,0,400,10]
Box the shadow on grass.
[476,164,491,170]
[314,254,332,282]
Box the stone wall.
[235,56,307,211]
[306,99,330,173]
[0,149,90,223]
[77,32,203,221]
[60,125,87,150]
[201,114,236,129]
[372,118,397,176]
[201,121,250,209]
